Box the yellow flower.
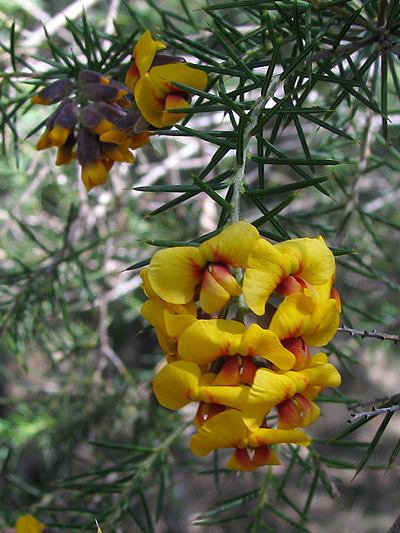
[241,352,341,431]
[243,235,336,316]
[16,515,45,533]
[152,360,250,411]
[141,296,197,361]
[177,318,296,370]
[268,292,340,347]
[125,30,208,128]
[147,221,260,314]
[190,409,311,471]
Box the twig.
[338,325,400,344]
[348,405,400,424]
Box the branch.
[348,405,400,424]
[338,325,400,344]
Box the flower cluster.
[30,31,208,191]
[142,221,342,471]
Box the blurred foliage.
[2,0,400,532]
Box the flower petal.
[286,358,342,393]
[132,30,166,79]
[81,160,109,191]
[190,409,248,456]
[16,516,45,533]
[163,93,191,125]
[153,360,202,410]
[148,246,205,304]
[243,238,292,315]
[301,298,340,346]
[226,446,281,470]
[134,75,168,128]
[239,323,296,370]
[199,221,260,267]
[149,63,208,94]
[269,293,314,340]
[199,268,232,314]
[178,319,246,365]
[275,237,336,286]
[199,380,249,410]
[248,427,311,447]
[242,369,297,431]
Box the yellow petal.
[199,221,260,267]
[242,369,297,431]
[99,127,131,144]
[133,30,166,78]
[134,75,167,128]
[286,360,342,393]
[248,427,311,447]
[49,123,70,147]
[148,246,205,304]
[81,160,108,191]
[239,323,296,370]
[16,516,45,533]
[269,293,313,339]
[125,63,140,91]
[178,319,246,365]
[36,128,53,150]
[199,382,249,410]
[302,298,340,346]
[163,93,191,125]
[140,268,158,298]
[153,360,202,410]
[243,238,292,316]
[149,63,208,94]
[190,409,248,456]
[275,237,336,285]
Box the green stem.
[229,94,271,225]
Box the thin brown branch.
[338,325,400,344]
[312,33,378,61]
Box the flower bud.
[49,100,79,147]
[81,159,109,191]
[99,111,142,144]
[151,54,186,67]
[78,69,110,85]
[95,101,127,122]
[77,126,101,165]
[81,83,129,102]
[31,78,74,105]
[55,133,77,165]
[80,106,114,135]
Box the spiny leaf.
[354,411,394,478]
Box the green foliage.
[2,0,400,532]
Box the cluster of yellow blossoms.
[30,31,207,191]
[141,221,342,471]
